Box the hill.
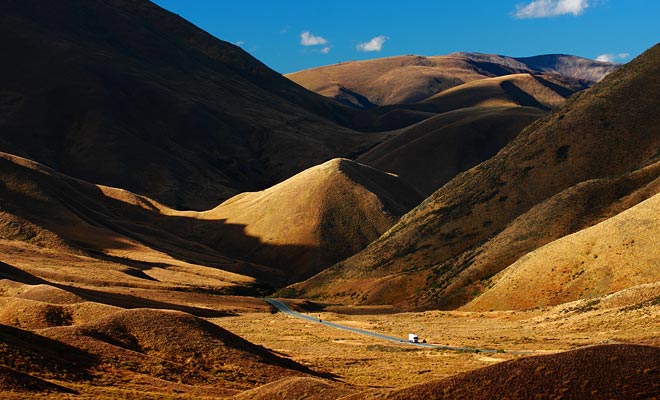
[192,158,423,282]
[288,43,660,310]
[1,151,421,286]
[0,0,378,210]
[286,53,616,108]
[465,189,660,311]
[357,106,543,195]
[42,308,314,389]
[0,151,282,289]
[366,345,660,400]
[233,377,355,400]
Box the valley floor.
[1,239,658,398]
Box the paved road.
[263,298,499,353]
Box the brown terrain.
[291,42,660,311]
[286,52,616,108]
[362,344,660,400]
[0,0,379,210]
[1,0,658,398]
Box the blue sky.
[151,0,659,74]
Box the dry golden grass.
[466,191,660,311]
[215,283,658,395]
[286,53,614,108]
[287,55,489,106]
[190,158,422,282]
[291,43,660,311]
[365,344,660,400]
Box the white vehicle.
[408,333,419,343]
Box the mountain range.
[1,0,658,398]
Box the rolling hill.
[288,42,660,310]
[1,150,422,287]
[0,0,379,210]
[192,158,423,282]
[286,53,617,108]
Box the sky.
[151,0,659,74]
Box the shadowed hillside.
[289,43,660,310]
[1,151,422,287]
[0,0,378,210]
[364,345,660,400]
[357,106,543,195]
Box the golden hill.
[465,190,660,311]
[333,72,582,133]
[286,53,616,108]
[421,73,574,111]
[193,158,423,282]
[288,42,660,310]
[357,106,544,195]
[1,151,421,287]
[0,151,283,290]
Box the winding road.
[264,298,499,354]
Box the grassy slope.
[465,189,660,311]
[290,43,660,310]
[191,158,423,282]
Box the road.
[263,298,499,354]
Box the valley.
[1,0,658,398]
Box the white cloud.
[320,46,331,54]
[356,35,388,52]
[300,31,328,46]
[595,52,630,63]
[514,0,589,19]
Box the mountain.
[0,0,378,210]
[286,53,617,108]
[288,43,660,310]
[190,158,423,282]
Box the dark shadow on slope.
[0,324,97,382]
[0,261,45,285]
[499,80,549,110]
[0,260,235,317]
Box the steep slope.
[290,43,660,309]
[465,190,660,311]
[193,158,423,282]
[0,0,374,210]
[367,345,660,400]
[357,106,544,195]
[287,53,616,108]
